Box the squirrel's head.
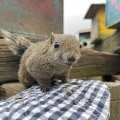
[47,32,81,67]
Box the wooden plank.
[70,48,120,78]
[0,40,120,82]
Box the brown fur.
[1,30,81,91]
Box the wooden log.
[0,40,120,82]
[70,48,120,78]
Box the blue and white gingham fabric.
[0,79,110,120]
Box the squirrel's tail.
[1,29,32,56]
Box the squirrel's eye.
[54,42,59,48]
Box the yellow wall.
[98,6,115,38]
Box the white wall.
[64,0,106,39]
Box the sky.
[64,0,106,39]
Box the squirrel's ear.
[51,32,55,39]
[50,32,56,44]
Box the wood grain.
[0,40,20,83]
[70,48,120,78]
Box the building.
[78,29,93,48]
[84,4,115,44]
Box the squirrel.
[1,30,81,92]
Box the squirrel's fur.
[1,30,81,92]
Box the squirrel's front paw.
[40,86,50,92]
[51,79,63,86]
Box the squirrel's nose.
[68,57,76,62]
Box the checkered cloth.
[0,79,110,120]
